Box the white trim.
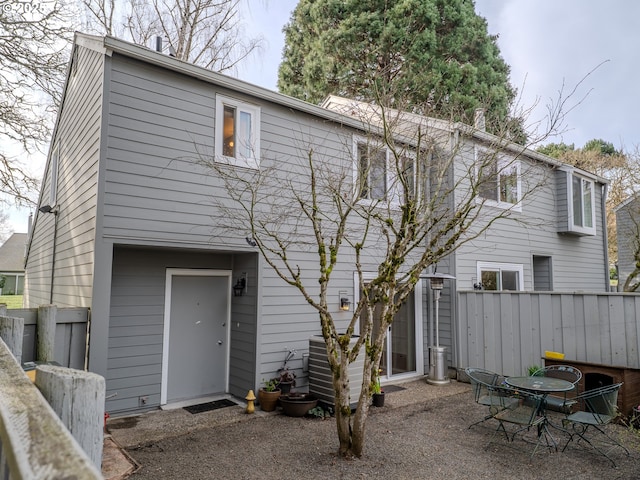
[566,172,596,236]
[161,268,232,405]
[474,146,522,212]
[352,272,424,379]
[476,261,524,291]
[49,144,59,207]
[215,94,260,169]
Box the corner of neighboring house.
[0,233,28,295]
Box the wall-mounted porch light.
[233,275,247,296]
[339,290,351,311]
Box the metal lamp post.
[425,272,455,385]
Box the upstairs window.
[355,137,419,205]
[215,95,260,169]
[476,148,521,209]
[572,175,594,230]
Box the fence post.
[35,365,105,469]
[37,304,57,362]
[0,316,24,365]
[0,304,6,315]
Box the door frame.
[161,268,232,405]
[353,273,424,381]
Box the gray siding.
[616,197,639,289]
[454,141,608,293]
[107,246,254,414]
[25,45,103,308]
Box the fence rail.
[457,291,640,377]
[0,306,88,369]
[0,337,102,479]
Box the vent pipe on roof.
[155,36,163,53]
[474,108,486,131]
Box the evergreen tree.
[278,0,517,130]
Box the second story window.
[476,147,521,209]
[572,174,594,230]
[215,95,260,169]
[355,137,418,204]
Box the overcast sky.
[8,0,638,233]
[239,0,639,151]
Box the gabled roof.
[0,233,27,272]
[321,95,608,185]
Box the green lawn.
[0,295,23,309]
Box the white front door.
[161,269,231,404]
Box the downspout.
[601,183,610,291]
[49,210,59,304]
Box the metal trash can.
[427,346,450,385]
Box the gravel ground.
[108,380,640,480]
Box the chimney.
[155,36,163,53]
[474,108,486,131]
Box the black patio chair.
[532,365,582,413]
[465,367,518,429]
[486,385,552,459]
[561,382,630,467]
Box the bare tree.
[82,0,263,73]
[196,91,560,457]
[0,1,74,205]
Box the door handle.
[217,340,223,345]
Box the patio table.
[505,376,574,450]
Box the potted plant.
[276,350,297,394]
[372,369,385,407]
[279,392,318,417]
[277,366,296,394]
[258,378,281,412]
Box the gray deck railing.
[0,337,102,479]
[457,291,640,376]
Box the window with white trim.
[571,174,595,232]
[355,137,418,204]
[476,148,521,209]
[215,95,260,169]
[477,262,523,291]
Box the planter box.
[308,335,364,408]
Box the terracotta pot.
[279,394,318,417]
[258,388,281,412]
[372,392,385,407]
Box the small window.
[477,262,523,291]
[476,148,521,209]
[215,95,260,169]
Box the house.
[0,233,27,296]
[24,33,610,416]
[615,194,640,290]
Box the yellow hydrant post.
[245,389,256,414]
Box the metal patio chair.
[465,367,518,429]
[532,365,582,413]
[561,382,630,467]
[486,385,553,459]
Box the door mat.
[183,399,237,414]
[383,385,406,393]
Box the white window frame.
[215,94,260,169]
[475,146,522,211]
[568,173,596,235]
[353,136,416,206]
[476,261,524,291]
[353,272,424,379]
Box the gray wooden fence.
[0,337,102,479]
[457,291,640,377]
[1,305,89,369]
